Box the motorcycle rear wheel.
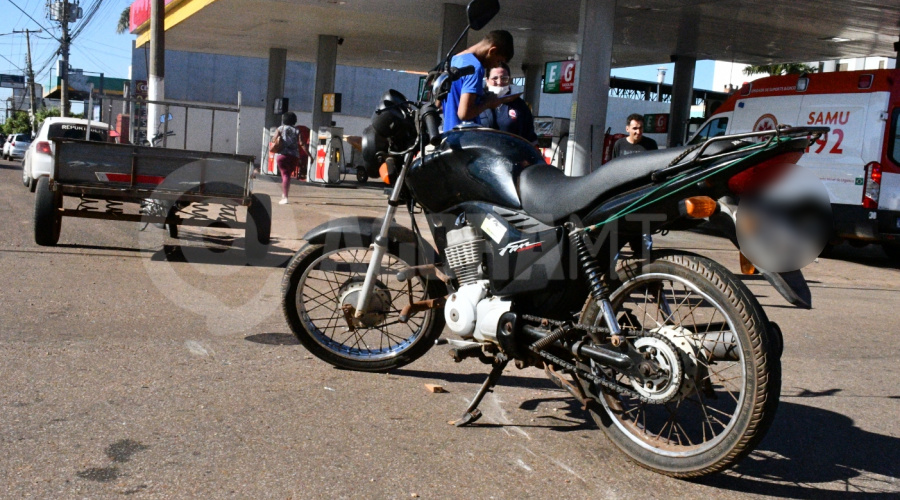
[282,242,445,372]
[580,251,781,478]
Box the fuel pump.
[309,126,345,184]
[533,116,570,169]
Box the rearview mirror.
[467,0,499,31]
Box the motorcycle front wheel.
[580,251,781,478]
[282,242,445,372]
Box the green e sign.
[544,60,577,94]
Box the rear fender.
[704,199,812,309]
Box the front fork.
[354,156,412,318]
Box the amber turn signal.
[680,196,718,219]
[379,162,391,184]
[739,252,757,275]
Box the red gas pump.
[602,128,626,165]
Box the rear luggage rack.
[651,126,830,182]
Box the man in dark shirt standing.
[612,113,658,158]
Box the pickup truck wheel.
[245,193,272,261]
[34,177,62,246]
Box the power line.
[0,54,26,73]
[8,0,61,43]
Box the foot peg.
[448,343,483,363]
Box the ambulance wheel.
[881,242,900,264]
[356,167,368,183]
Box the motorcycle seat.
[518,145,697,225]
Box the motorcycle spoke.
[597,273,751,455]
[295,247,433,360]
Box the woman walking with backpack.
[272,111,302,204]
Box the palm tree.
[743,63,818,76]
[116,7,130,35]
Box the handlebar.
[447,65,475,81]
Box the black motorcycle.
[281,0,827,478]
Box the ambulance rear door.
[877,86,900,217]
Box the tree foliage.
[743,63,819,76]
[1,108,85,135]
[117,7,131,35]
[1,112,33,135]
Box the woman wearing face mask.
[479,62,538,145]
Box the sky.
[1,0,135,114]
[1,0,716,120]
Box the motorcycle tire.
[579,251,781,478]
[282,242,445,372]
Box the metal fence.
[89,92,242,154]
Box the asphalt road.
[1,157,898,499]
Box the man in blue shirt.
[443,30,517,132]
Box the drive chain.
[522,314,682,405]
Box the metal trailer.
[33,139,272,261]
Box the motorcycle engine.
[444,226,484,286]
[443,225,510,341]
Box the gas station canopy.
[130,0,900,71]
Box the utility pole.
[13,29,41,132]
[50,0,80,117]
[13,29,41,133]
[147,0,165,139]
[60,0,70,117]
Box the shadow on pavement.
[245,332,300,346]
[392,368,558,391]
[151,237,294,267]
[699,400,900,497]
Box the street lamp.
[657,67,667,102]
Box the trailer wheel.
[166,204,179,239]
[245,193,272,261]
[34,176,62,246]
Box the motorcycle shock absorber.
[569,227,623,341]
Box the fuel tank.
[406,128,546,214]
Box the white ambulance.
[688,69,900,259]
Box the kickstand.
[452,355,508,427]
